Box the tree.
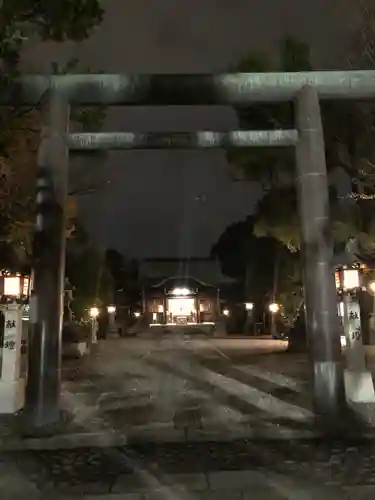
[0,1,105,265]
[228,35,375,255]
[253,184,363,255]
[211,216,302,321]
[66,247,114,319]
[105,249,141,307]
[66,225,114,318]
[225,35,375,349]
[229,37,375,242]
[0,1,103,50]
[227,37,310,191]
[344,0,375,69]
[210,217,253,282]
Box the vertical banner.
[346,296,361,345]
[343,294,366,371]
[1,305,23,381]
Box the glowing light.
[269,303,280,313]
[89,307,99,318]
[23,277,30,296]
[344,193,375,200]
[134,311,140,317]
[369,281,375,294]
[338,302,344,316]
[245,302,254,310]
[223,309,230,316]
[343,269,360,290]
[335,271,341,289]
[158,304,164,313]
[171,287,192,296]
[107,305,116,314]
[4,276,21,297]
[168,297,195,316]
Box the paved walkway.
[1,336,374,446]
[1,336,375,498]
[4,449,375,499]
[59,336,316,443]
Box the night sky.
[21,0,347,258]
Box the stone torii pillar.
[295,85,345,423]
[24,90,70,428]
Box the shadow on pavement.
[2,338,375,498]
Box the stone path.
[2,336,374,449]
[1,337,375,498]
[3,440,375,498]
[57,337,315,445]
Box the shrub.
[62,321,90,343]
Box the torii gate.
[5,71,375,428]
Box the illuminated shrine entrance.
[167,288,197,325]
[139,258,233,329]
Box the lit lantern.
[335,271,341,290]
[4,276,21,297]
[335,265,361,292]
[269,303,280,314]
[89,307,100,318]
[0,271,31,299]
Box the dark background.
[20,0,348,257]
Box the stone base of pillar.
[0,378,26,414]
[344,369,375,403]
[91,320,98,344]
